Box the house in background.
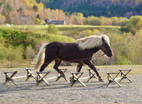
[45,19,66,25]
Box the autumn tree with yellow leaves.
[0,0,67,24]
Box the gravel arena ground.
[0,65,142,104]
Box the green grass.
[0,25,121,33]
[57,25,121,30]
[47,34,75,43]
[1,24,121,39]
[0,25,75,42]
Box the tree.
[17,7,23,12]
[130,16,142,31]
[6,4,12,12]
[34,14,41,24]
[0,14,6,24]
[111,17,119,26]
[121,16,142,34]
[36,14,40,20]
[83,16,102,25]
[33,5,38,12]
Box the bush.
[0,43,6,60]
[116,55,129,65]
[26,45,36,60]
[86,29,101,36]
[0,28,21,46]
[3,45,24,66]
[34,18,41,24]
[107,32,142,65]
[121,16,142,34]
[84,16,102,25]
[47,24,58,34]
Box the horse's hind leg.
[40,62,49,72]
[40,45,57,72]
[40,56,53,72]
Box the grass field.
[0,25,121,34]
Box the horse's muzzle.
[108,53,112,57]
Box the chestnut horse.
[34,35,112,82]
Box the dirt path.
[0,65,142,104]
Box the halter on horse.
[34,34,112,82]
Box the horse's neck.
[90,47,101,53]
[82,47,101,56]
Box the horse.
[34,34,112,82]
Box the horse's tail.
[34,43,48,71]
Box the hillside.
[0,0,141,25]
[39,0,142,7]
[37,0,142,17]
[0,0,67,24]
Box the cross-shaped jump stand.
[36,71,51,86]
[3,68,38,86]
[106,72,121,87]
[87,69,97,82]
[118,69,132,83]
[3,71,18,86]
[70,72,86,87]
[55,69,68,82]
[25,68,37,81]
[106,69,132,87]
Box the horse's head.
[101,36,112,57]
[76,34,113,57]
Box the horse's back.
[47,41,77,49]
[46,42,80,61]
[56,42,81,61]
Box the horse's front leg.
[84,61,103,82]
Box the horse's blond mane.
[76,34,110,50]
